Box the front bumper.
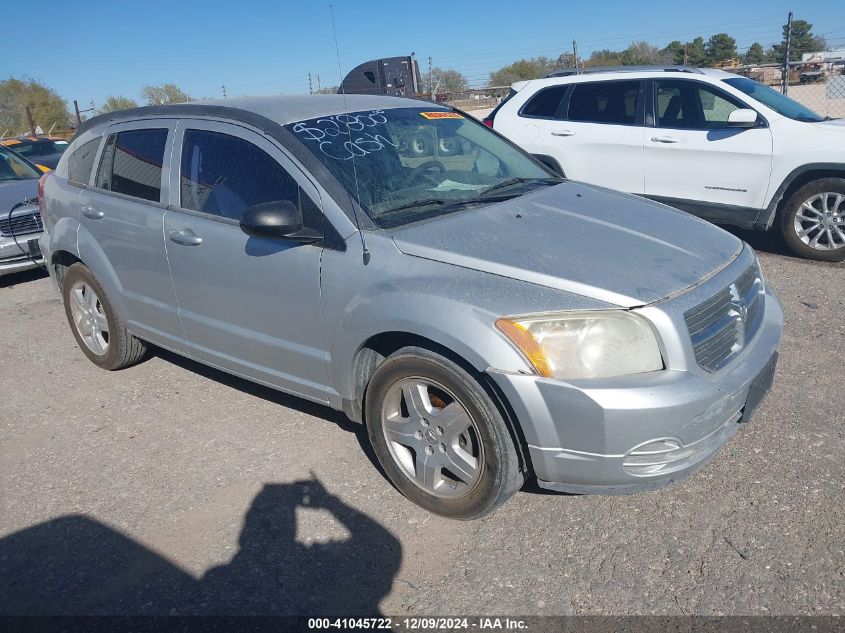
[488,287,783,494]
[0,232,44,277]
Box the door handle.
[650,136,680,144]
[551,129,576,137]
[81,205,104,219]
[168,228,203,246]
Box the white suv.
[489,66,845,261]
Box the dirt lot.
[0,229,843,616]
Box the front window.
[0,146,41,181]
[723,77,826,122]
[654,79,747,130]
[285,107,556,228]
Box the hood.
[0,179,39,214]
[812,118,845,130]
[391,182,742,308]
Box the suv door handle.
[81,206,104,219]
[650,135,680,143]
[168,228,203,246]
[551,129,576,137]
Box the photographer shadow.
[0,477,401,616]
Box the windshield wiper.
[380,198,452,216]
[477,177,561,197]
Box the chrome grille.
[685,259,764,372]
[0,210,43,237]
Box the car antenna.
[330,3,371,265]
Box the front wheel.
[365,347,522,519]
[780,178,845,261]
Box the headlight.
[495,311,663,380]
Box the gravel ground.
[0,229,842,617]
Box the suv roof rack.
[543,65,704,78]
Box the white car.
[488,66,845,261]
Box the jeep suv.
[40,95,782,518]
[490,66,845,261]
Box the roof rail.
[543,65,704,78]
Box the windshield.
[0,145,41,181]
[285,107,556,227]
[723,77,826,122]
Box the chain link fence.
[723,60,845,118]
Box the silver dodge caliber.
[39,95,783,519]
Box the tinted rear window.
[520,85,568,119]
[67,138,101,185]
[96,129,168,202]
[567,80,641,125]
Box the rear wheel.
[365,347,522,519]
[780,178,845,261]
[62,263,147,370]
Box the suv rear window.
[520,85,568,119]
[567,80,641,125]
[96,129,168,202]
[67,138,101,185]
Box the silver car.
[39,95,783,519]
[1,145,45,276]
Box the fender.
[758,162,845,229]
[328,290,534,403]
[75,221,129,319]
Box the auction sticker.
[420,111,463,119]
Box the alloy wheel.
[380,377,483,499]
[68,281,110,355]
[793,192,845,251]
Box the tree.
[420,67,469,95]
[555,52,577,69]
[314,86,339,94]
[621,41,671,65]
[661,40,686,65]
[743,42,768,65]
[683,37,708,66]
[706,33,738,64]
[488,56,556,86]
[97,95,139,114]
[585,49,624,67]
[771,19,826,62]
[140,83,191,105]
[0,77,70,135]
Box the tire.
[408,133,432,157]
[780,178,845,261]
[437,135,461,156]
[364,346,522,519]
[62,263,147,370]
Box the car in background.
[489,65,845,261]
[1,136,69,170]
[0,144,45,276]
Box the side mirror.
[727,108,758,128]
[240,201,318,242]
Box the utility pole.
[308,73,313,94]
[317,74,321,92]
[222,84,227,99]
[683,44,688,66]
[782,11,793,95]
[572,40,579,69]
[428,56,434,100]
[25,106,36,136]
[73,100,95,127]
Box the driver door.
[164,120,333,403]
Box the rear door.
[163,120,332,402]
[536,79,646,194]
[78,120,184,349]
[642,78,773,220]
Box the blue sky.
[4,0,844,108]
